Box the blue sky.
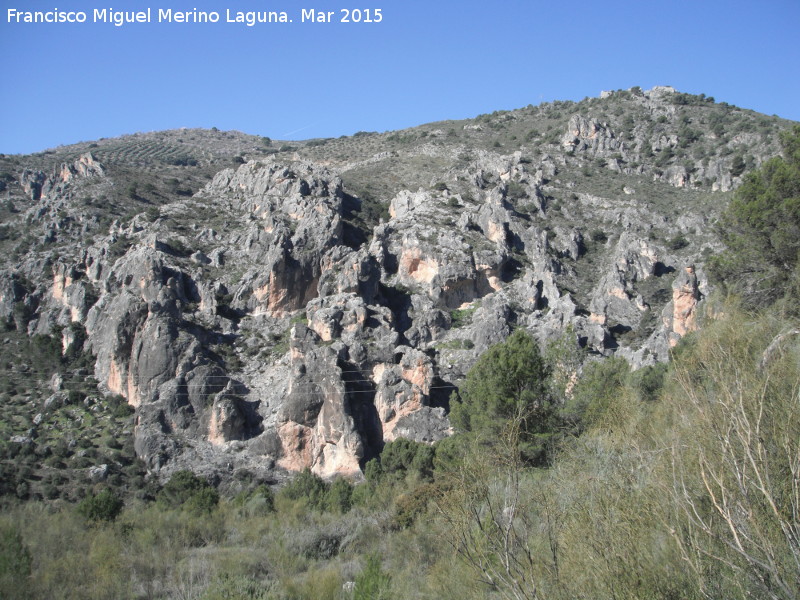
[1,0,798,154]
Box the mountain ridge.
[0,86,796,497]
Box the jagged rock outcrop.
[385,194,498,308]
[588,234,661,329]
[562,116,624,156]
[208,385,250,446]
[276,324,364,478]
[1,88,791,483]
[665,264,702,347]
[372,347,448,443]
[201,161,345,317]
[21,153,104,201]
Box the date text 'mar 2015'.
[301,8,383,23]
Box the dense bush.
[234,484,275,517]
[378,438,434,482]
[158,470,220,513]
[77,488,124,522]
[390,483,437,530]
[325,477,353,514]
[278,467,328,510]
[563,356,629,430]
[436,306,799,600]
[0,523,31,599]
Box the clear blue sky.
[1,0,798,154]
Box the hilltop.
[0,86,795,497]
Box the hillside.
[0,86,795,500]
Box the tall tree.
[450,329,554,464]
[711,125,800,308]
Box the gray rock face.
[21,153,104,201]
[372,346,448,443]
[77,155,721,477]
[588,234,660,330]
[1,88,791,482]
[562,116,624,156]
[208,389,248,445]
[276,324,364,478]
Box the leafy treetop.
[711,124,800,309]
[450,328,557,464]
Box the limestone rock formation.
[665,265,702,347]
[21,153,104,201]
[0,87,792,483]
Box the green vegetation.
[0,300,797,600]
[711,125,800,309]
[437,338,475,350]
[666,232,689,250]
[448,304,478,328]
[158,470,220,514]
[0,322,146,505]
[0,97,797,600]
[77,488,124,522]
[450,329,556,465]
[0,522,32,599]
[354,554,391,600]
[436,306,799,600]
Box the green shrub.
[450,329,546,431]
[0,523,32,599]
[77,488,124,522]
[186,486,221,514]
[431,435,470,477]
[438,338,474,350]
[664,309,800,599]
[730,153,746,177]
[199,573,274,600]
[158,470,219,513]
[325,477,353,514]
[236,484,275,517]
[391,483,436,530]
[293,529,341,560]
[200,574,271,600]
[354,554,391,600]
[380,438,419,476]
[565,357,630,431]
[628,362,668,402]
[362,458,382,485]
[378,438,434,483]
[278,467,328,510]
[449,305,477,328]
[450,329,559,465]
[667,233,689,251]
[590,229,608,243]
[111,400,135,419]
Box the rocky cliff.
[0,87,794,485]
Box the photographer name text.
[6,7,384,27]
